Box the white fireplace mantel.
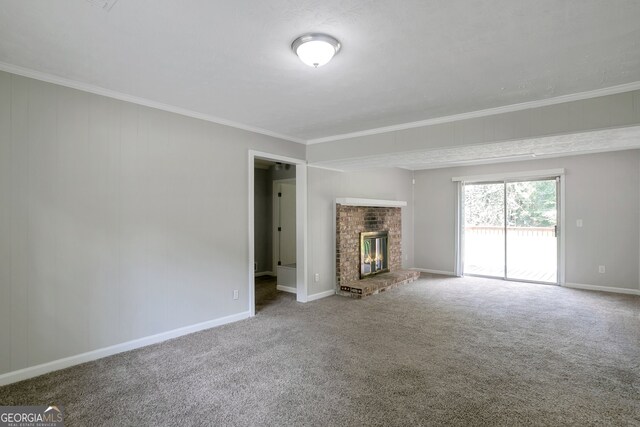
[335,198,407,208]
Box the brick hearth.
[337,270,420,298]
[336,204,418,298]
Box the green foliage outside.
[464,180,557,227]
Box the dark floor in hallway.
[255,275,291,312]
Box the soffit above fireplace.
[335,198,407,208]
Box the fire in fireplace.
[360,231,389,278]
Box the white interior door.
[274,181,296,267]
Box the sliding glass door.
[463,177,559,284]
[463,182,505,278]
[505,179,558,282]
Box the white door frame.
[248,150,308,316]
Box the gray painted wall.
[307,90,640,163]
[307,167,414,295]
[253,168,272,273]
[413,150,640,290]
[2,68,638,379]
[0,71,305,376]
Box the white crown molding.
[0,310,250,386]
[308,126,640,171]
[306,81,640,145]
[0,61,306,145]
[307,164,345,172]
[3,61,639,147]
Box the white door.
[274,181,296,267]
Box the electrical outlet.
[576,219,583,227]
[598,265,605,274]
[233,290,239,299]
[314,273,320,282]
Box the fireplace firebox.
[360,231,389,278]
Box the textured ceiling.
[0,1,639,143]
[309,126,640,171]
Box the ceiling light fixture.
[291,33,341,68]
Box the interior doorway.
[248,151,307,317]
[462,176,560,284]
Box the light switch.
[576,219,583,227]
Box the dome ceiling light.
[291,33,341,68]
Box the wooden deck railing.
[465,226,555,237]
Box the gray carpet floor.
[1,274,639,426]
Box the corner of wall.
[411,169,416,269]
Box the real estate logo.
[0,405,64,427]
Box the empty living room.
[1,1,639,426]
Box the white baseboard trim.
[563,283,640,296]
[255,271,274,277]
[306,289,336,302]
[411,268,457,276]
[0,311,251,386]
[276,285,296,294]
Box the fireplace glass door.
[360,231,389,278]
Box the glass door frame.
[460,180,507,280]
[454,169,565,286]
[504,176,559,285]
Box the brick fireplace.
[335,199,419,298]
